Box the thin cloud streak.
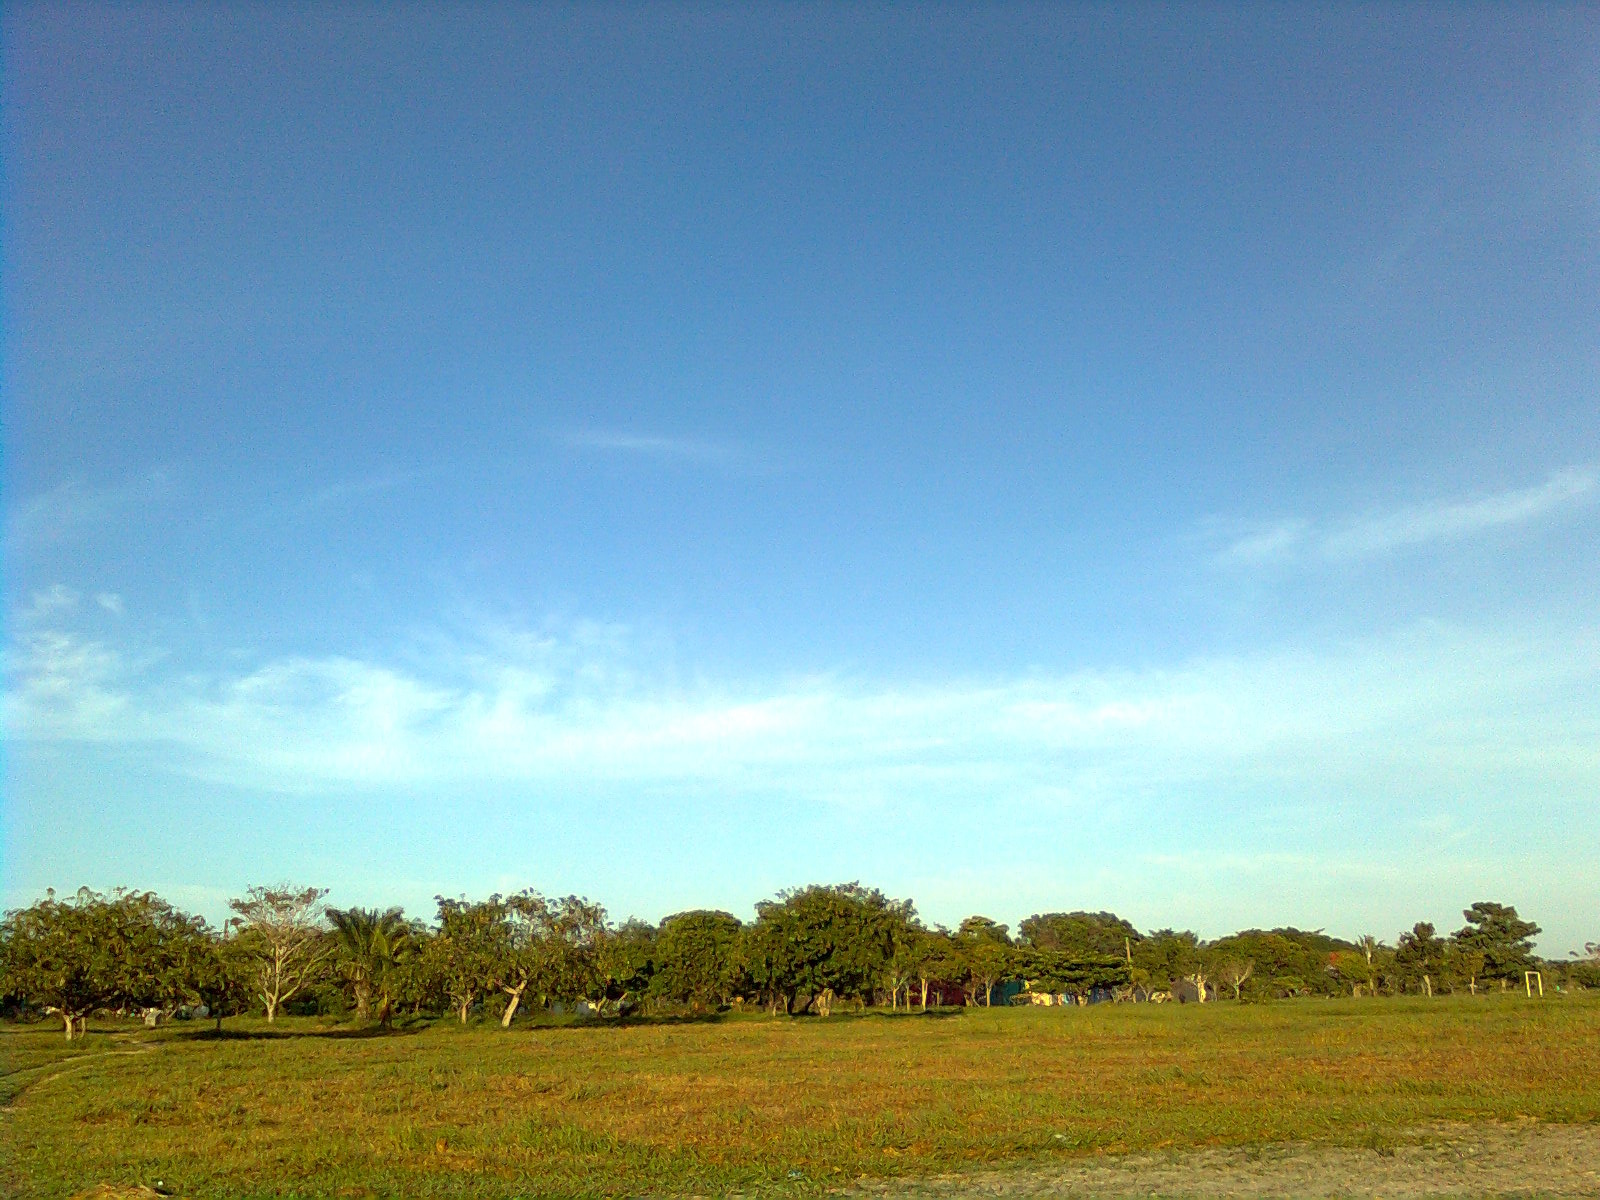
[1212,465,1598,566]
[6,612,1597,810]
[560,429,743,465]
[3,471,173,551]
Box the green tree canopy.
[602,918,659,1010]
[425,895,509,1023]
[651,910,744,1011]
[326,905,416,1024]
[1,888,217,1038]
[1395,921,1448,992]
[1452,902,1540,982]
[489,892,609,1025]
[955,916,1015,1005]
[746,883,914,1014]
[1016,948,1129,998]
[1205,929,1353,998]
[1017,911,1141,958]
[1129,929,1201,990]
[228,884,331,1022]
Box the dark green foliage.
[188,930,255,1028]
[1206,929,1354,998]
[0,888,224,1037]
[650,910,744,1011]
[955,917,1015,1005]
[745,883,914,1013]
[1395,922,1449,992]
[1018,911,1142,957]
[900,928,964,1006]
[1,880,1565,1030]
[424,895,506,1022]
[1566,944,1600,991]
[601,917,659,1010]
[1016,948,1129,997]
[1452,902,1541,982]
[325,906,417,1023]
[487,893,610,1024]
[1130,929,1201,991]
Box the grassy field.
[3,995,1597,1199]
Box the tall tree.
[189,929,254,1032]
[1208,953,1254,1002]
[1018,912,1142,959]
[0,888,213,1038]
[1016,948,1130,1000]
[905,928,961,1010]
[1566,942,1600,991]
[1395,922,1447,995]
[493,892,608,1026]
[426,896,507,1024]
[956,916,1013,1006]
[652,910,744,1012]
[326,906,415,1023]
[1201,929,1353,999]
[1451,902,1541,983]
[601,918,659,1014]
[745,884,913,1015]
[229,885,331,1022]
[1130,929,1202,994]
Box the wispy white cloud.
[297,472,420,512]
[1211,465,1598,566]
[3,471,173,551]
[221,469,429,535]
[18,585,81,621]
[95,593,125,617]
[560,429,743,466]
[6,612,1596,811]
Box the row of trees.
[2,883,1588,1038]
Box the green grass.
[3,995,1597,1198]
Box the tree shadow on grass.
[170,1022,429,1042]
[521,1006,968,1032]
[522,1010,733,1032]
[171,1005,969,1042]
[845,1007,966,1022]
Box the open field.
[3,996,1598,1199]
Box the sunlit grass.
[3,995,1597,1198]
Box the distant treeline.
[3,883,1595,1039]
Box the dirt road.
[844,1122,1600,1198]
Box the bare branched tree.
[1217,956,1254,1001]
[229,884,331,1021]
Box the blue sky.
[4,5,1597,954]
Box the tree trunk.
[61,1010,77,1040]
[457,992,473,1024]
[353,980,372,1020]
[501,983,527,1028]
[920,978,929,1010]
[265,994,279,1022]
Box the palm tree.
[326,906,414,1024]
